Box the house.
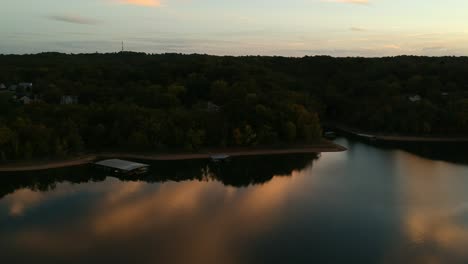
[409,95,421,102]
[60,95,79,105]
[18,82,33,89]
[206,101,220,112]
[18,82,33,93]
[9,85,17,91]
[18,96,32,105]
[0,83,6,90]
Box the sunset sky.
[1,0,468,56]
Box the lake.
[1,138,468,264]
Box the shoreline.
[0,142,346,172]
[327,123,468,143]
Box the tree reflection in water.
[0,153,319,199]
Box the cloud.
[383,44,401,49]
[350,27,367,32]
[118,0,161,6]
[48,15,101,25]
[323,0,370,5]
[422,46,448,52]
[2,163,316,264]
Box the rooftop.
[94,159,149,172]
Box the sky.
[1,0,468,56]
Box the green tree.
[283,121,297,142]
[0,126,15,160]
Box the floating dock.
[94,159,149,175]
[210,154,230,162]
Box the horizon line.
[1,51,467,59]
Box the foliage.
[1,53,468,160]
[0,53,324,160]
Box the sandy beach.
[0,142,346,172]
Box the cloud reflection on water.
[0,160,316,264]
[2,143,468,263]
[385,150,468,264]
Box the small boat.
[210,154,230,162]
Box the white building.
[60,95,79,105]
[18,82,33,93]
[19,96,32,105]
[409,95,421,102]
[206,101,220,112]
[18,82,33,89]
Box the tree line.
[0,52,467,160]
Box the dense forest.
[0,52,467,161]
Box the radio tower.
[121,41,124,52]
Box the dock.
[210,154,230,162]
[94,159,149,175]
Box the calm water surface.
[1,138,468,264]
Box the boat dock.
[94,159,149,175]
[210,154,230,162]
